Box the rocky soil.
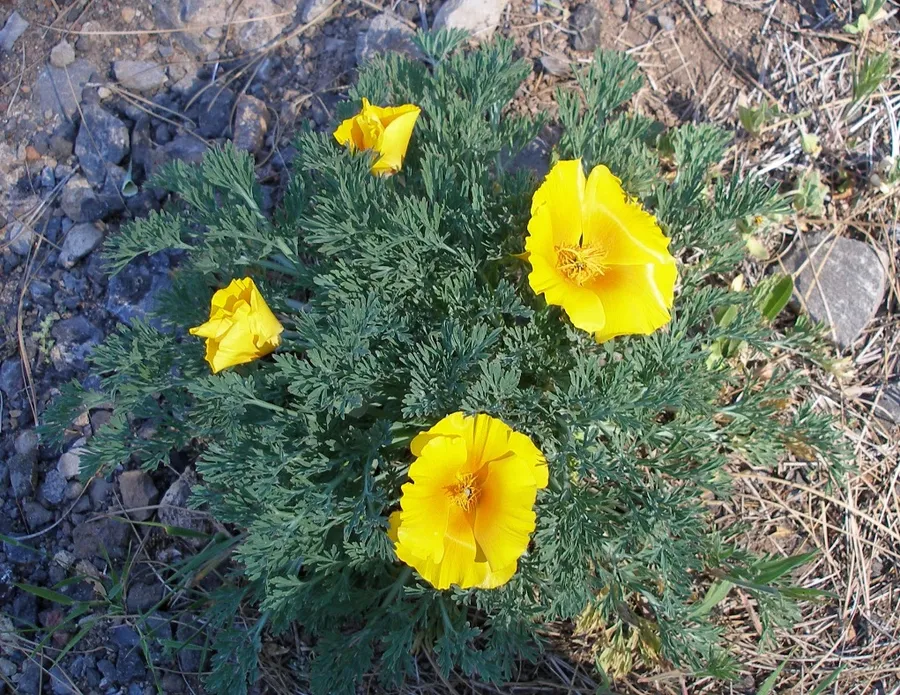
[1,1,897,694]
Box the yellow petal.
[583,165,673,266]
[373,106,420,174]
[507,431,549,489]
[561,284,606,334]
[472,454,538,570]
[531,159,585,247]
[467,413,514,469]
[524,204,557,262]
[477,560,518,589]
[590,261,677,343]
[431,505,478,590]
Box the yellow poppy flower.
[389,412,548,590]
[189,277,283,374]
[333,98,421,175]
[524,159,678,342]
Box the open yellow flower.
[333,98,421,175]
[389,412,548,590]
[189,277,283,374]
[525,159,677,342]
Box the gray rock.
[176,617,205,673]
[434,0,507,39]
[40,469,68,506]
[58,223,104,268]
[8,452,36,498]
[114,60,168,92]
[49,665,77,695]
[14,429,39,456]
[50,40,75,68]
[158,471,209,539]
[73,518,129,559]
[110,624,141,648]
[540,54,571,77]
[115,650,146,683]
[119,470,159,521]
[89,477,113,509]
[3,538,38,564]
[57,444,85,480]
[60,175,107,222]
[874,384,900,424]
[357,13,422,63]
[507,137,551,180]
[0,357,23,397]
[23,500,53,528]
[149,134,208,175]
[233,94,269,156]
[0,658,15,678]
[75,104,130,187]
[106,254,173,326]
[52,316,103,345]
[571,2,602,51]
[126,582,163,613]
[17,661,41,695]
[5,222,35,255]
[0,11,29,52]
[300,0,335,22]
[160,673,185,693]
[35,60,96,120]
[782,232,888,350]
[95,163,129,215]
[197,87,236,138]
[655,13,676,31]
[40,166,56,188]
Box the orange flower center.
[445,472,481,511]
[555,242,608,285]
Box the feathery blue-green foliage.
[42,32,845,694]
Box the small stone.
[161,673,185,693]
[98,86,112,99]
[196,87,236,138]
[705,0,724,14]
[0,11,29,52]
[15,429,39,456]
[73,518,129,559]
[176,617,204,673]
[232,94,269,156]
[60,175,107,222]
[655,13,676,31]
[874,384,900,424]
[49,665,77,695]
[49,120,77,158]
[4,222,34,256]
[58,223,104,268]
[121,7,137,23]
[40,470,68,506]
[23,500,53,528]
[0,357,24,397]
[35,60,96,120]
[75,103,130,186]
[781,232,888,350]
[540,54,570,76]
[65,481,84,502]
[57,444,85,480]
[50,40,75,68]
[89,477,113,509]
[17,662,41,695]
[41,166,56,188]
[158,471,209,540]
[356,13,422,63]
[52,316,102,345]
[111,624,141,648]
[116,650,146,683]
[119,470,159,521]
[106,253,173,326]
[114,60,168,92]
[571,2,602,50]
[126,582,163,613]
[434,0,507,39]
[25,145,42,162]
[75,21,99,52]
[300,0,335,22]
[8,452,36,498]
[149,134,208,174]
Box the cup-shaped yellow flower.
[525,159,678,342]
[389,412,548,590]
[333,98,421,175]
[189,277,284,374]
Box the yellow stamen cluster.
[555,242,609,285]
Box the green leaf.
[691,580,733,617]
[755,654,790,695]
[14,583,77,606]
[753,551,818,585]
[809,666,844,695]
[760,274,794,322]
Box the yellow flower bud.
[333,98,421,176]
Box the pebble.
[0,11,29,52]
[571,2,602,51]
[125,582,163,613]
[656,13,676,31]
[0,357,24,397]
[14,429,39,456]
[119,470,160,521]
[58,442,86,479]
[74,103,130,186]
[60,175,107,222]
[114,60,168,92]
[73,518,130,559]
[8,452,36,498]
[58,223,105,268]
[35,60,96,120]
[434,0,508,39]
[196,87,236,138]
[300,0,335,22]
[116,650,146,683]
[232,94,269,156]
[50,40,76,68]
[40,469,69,506]
[121,7,137,23]
[4,222,34,256]
[781,232,888,350]
[158,471,208,540]
[356,12,422,63]
[23,500,53,528]
[52,316,103,345]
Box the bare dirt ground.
[1,0,899,693]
